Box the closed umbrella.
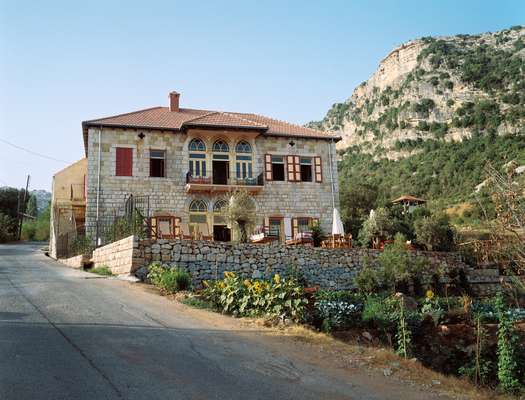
[332,208,345,236]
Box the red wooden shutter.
[116,147,133,176]
[294,156,301,182]
[264,154,273,181]
[286,155,295,181]
[314,156,323,183]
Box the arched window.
[235,141,253,180]
[212,140,229,153]
[189,199,207,212]
[188,138,207,177]
[213,199,228,212]
[235,141,251,153]
[189,138,206,152]
[188,199,209,238]
[213,199,227,225]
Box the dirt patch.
[127,283,509,400]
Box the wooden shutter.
[116,147,132,176]
[174,217,181,237]
[314,156,323,183]
[286,155,295,181]
[294,156,301,182]
[264,217,270,236]
[291,218,298,238]
[264,154,273,181]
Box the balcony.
[70,183,86,204]
[185,172,264,193]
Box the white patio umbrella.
[331,208,345,236]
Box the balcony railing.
[185,172,264,193]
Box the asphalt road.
[0,242,441,400]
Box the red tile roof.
[82,105,339,153]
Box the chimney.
[169,91,180,112]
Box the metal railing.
[186,171,264,186]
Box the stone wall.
[57,254,91,270]
[85,127,338,241]
[133,237,500,296]
[92,235,144,275]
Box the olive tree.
[222,189,256,243]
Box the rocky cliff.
[310,26,525,158]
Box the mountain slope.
[310,25,525,207]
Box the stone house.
[51,90,340,251]
[49,158,87,258]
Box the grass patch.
[180,295,214,310]
[89,265,113,276]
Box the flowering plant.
[202,272,307,321]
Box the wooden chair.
[179,223,193,240]
[198,223,213,241]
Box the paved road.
[0,243,440,400]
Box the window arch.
[213,199,228,212]
[213,140,229,153]
[235,140,251,153]
[189,138,206,152]
[235,141,253,180]
[189,138,207,178]
[189,199,208,212]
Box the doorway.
[213,161,229,184]
[213,225,231,242]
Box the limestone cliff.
[309,26,525,158]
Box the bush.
[90,265,113,276]
[414,214,455,251]
[147,263,191,294]
[356,234,427,294]
[202,272,307,321]
[358,208,395,247]
[0,212,17,242]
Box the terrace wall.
[136,237,500,296]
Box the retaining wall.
[95,235,501,296]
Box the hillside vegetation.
[310,25,525,231]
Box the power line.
[0,138,70,163]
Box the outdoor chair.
[179,223,193,240]
[198,223,213,241]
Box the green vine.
[495,293,522,394]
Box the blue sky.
[0,0,523,191]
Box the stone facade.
[85,126,339,242]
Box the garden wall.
[92,235,144,275]
[57,254,91,269]
[132,237,500,296]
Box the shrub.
[202,272,307,321]
[0,212,17,242]
[356,234,428,294]
[70,235,93,256]
[414,214,455,251]
[355,261,380,294]
[358,208,395,247]
[90,265,113,276]
[362,295,400,332]
[147,263,191,294]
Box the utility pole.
[18,175,30,241]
